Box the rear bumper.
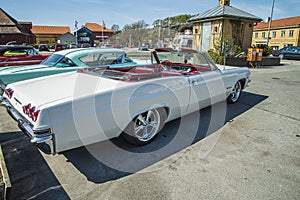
[1,99,55,154]
[0,79,5,96]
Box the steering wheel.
[159,60,171,71]
[158,64,169,72]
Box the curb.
[0,146,11,200]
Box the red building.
[0,8,35,45]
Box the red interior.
[81,62,212,82]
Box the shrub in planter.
[207,49,224,65]
[263,46,273,56]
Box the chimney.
[219,0,230,6]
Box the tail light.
[28,106,36,118]
[23,103,31,114]
[22,103,40,122]
[32,110,40,122]
[4,88,14,98]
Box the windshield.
[79,52,134,67]
[157,52,205,65]
[41,54,64,66]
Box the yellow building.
[188,0,261,52]
[252,16,300,50]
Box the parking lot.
[0,61,299,200]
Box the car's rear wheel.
[122,108,167,145]
[227,81,242,104]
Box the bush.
[207,49,224,65]
[263,46,273,56]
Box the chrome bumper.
[0,81,4,96]
[1,99,55,154]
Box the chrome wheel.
[228,81,242,104]
[134,109,160,142]
[123,108,166,145]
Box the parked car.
[172,34,193,50]
[68,44,78,49]
[80,43,91,48]
[0,45,51,67]
[0,48,137,94]
[272,46,300,60]
[5,41,17,45]
[49,44,65,51]
[1,48,251,154]
[38,44,49,51]
[138,45,149,51]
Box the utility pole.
[168,18,171,47]
[74,20,78,45]
[158,20,161,47]
[266,0,275,46]
[102,20,105,47]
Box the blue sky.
[1,0,299,31]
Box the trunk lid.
[6,71,127,111]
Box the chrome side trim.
[1,99,55,154]
[0,60,43,66]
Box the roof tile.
[85,23,113,33]
[31,26,71,34]
[254,16,300,29]
[189,6,261,22]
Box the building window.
[255,33,258,38]
[289,30,294,38]
[281,31,285,38]
[272,31,276,38]
[214,26,218,33]
[262,32,266,38]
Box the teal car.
[0,48,137,93]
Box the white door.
[201,22,211,51]
[187,70,225,113]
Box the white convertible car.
[1,48,251,154]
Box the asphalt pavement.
[0,60,299,200]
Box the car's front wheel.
[227,81,242,104]
[122,108,167,145]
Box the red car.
[49,44,66,51]
[0,45,51,67]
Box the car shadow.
[61,91,268,184]
[0,132,70,200]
